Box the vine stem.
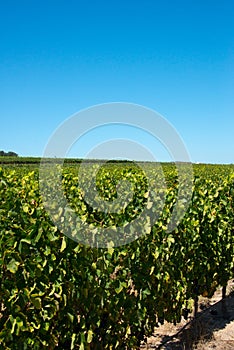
[194,295,199,317]
[222,285,227,299]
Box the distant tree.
[0,150,18,157]
[7,151,18,157]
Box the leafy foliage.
[0,164,233,349]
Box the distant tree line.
[0,150,18,157]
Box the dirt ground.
[141,279,234,349]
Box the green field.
[0,159,233,349]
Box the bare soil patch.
[141,279,234,349]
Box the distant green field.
[1,156,233,179]
[0,156,81,164]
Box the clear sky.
[0,0,233,163]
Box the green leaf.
[115,281,127,294]
[20,238,31,245]
[142,288,151,298]
[7,259,20,273]
[71,333,76,350]
[126,325,131,335]
[146,201,153,209]
[60,236,67,252]
[31,296,42,309]
[10,316,17,334]
[107,246,114,256]
[87,329,93,344]
[67,313,74,323]
[22,204,29,213]
[34,227,43,243]
[80,333,85,350]
[115,284,123,294]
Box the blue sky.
[0,0,233,163]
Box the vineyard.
[0,160,233,349]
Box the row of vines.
[0,163,233,349]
